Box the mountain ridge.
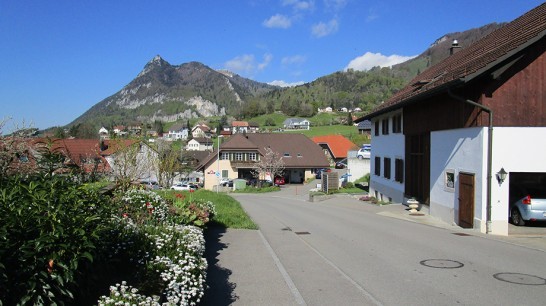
[69,22,505,131]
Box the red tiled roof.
[231,121,249,127]
[48,138,111,172]
[100,139,139,155]
[363,3,546,118]
[311,135,358,159]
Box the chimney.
[450,39,461,55]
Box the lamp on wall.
[496,167,507,185]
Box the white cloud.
[311,19,339,37]
[224,54,256,74]
[268,80,305,87]
[258,53,273,70]
[345,52,417,71]
[281,55,307,66]
[263,14,292,28]
[224,53,273,75]
[282,0,315,12]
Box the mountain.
[254,22,506,117]
[70,56,279,127]
[70,23,505,130]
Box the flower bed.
[0,176,212,306]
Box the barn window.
[374,156,381,176]
[382,118,389,135]
[395,158,404,183]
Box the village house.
[165,123,189,141]
[311,135,358,164]
[197,133,329,190]
[192,123,212,138]
[283,118,310,130]
[355,3,546,236]
[186,137,213,151]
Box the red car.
[274,176,286,186]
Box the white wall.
[369,112,405,203]
[430,127,486,231]
[430,127,546,236]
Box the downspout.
[447,89,493,234]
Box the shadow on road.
[201,226,237,305]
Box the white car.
[170,183,196,191]
[357,145,371,159]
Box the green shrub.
[0,175,115,305]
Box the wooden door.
[458,173,475,228]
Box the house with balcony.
[197,133,329,190]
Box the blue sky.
[1,0,543,131]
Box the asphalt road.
[231,188,546,306]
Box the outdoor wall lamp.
[496,167,507,185]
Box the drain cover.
[493,273,546,285]
[420,259,464,269]
[295,231,310,235]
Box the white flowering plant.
[97,189,209,306]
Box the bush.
[0,175,115,305]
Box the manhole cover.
[295,231,310,235]
[410,213,425,216]
[420,259,464,269]
[493,273,546,285]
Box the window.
[283,152,291,157]
[382,118,389,135]
[374,156,381,176]
[395,158,404,183]
[222,170,228,178]
[249,152,257,161]
[384,157,391,179]
[221,152,229,160]
[235,152,243,161]
[393,114,402,133]
[374,121,380,136]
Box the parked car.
[335,158,348,169]
[274,176,286,186]
[171,183,196,191]
[220,180,233,187]
[357,145,371,159]
[140,180,161,190]
[510,187,546,226]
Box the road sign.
[216,172,220,177]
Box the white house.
[186,137,213,151]
[283,118,310,130]
[165,124,189,141]
[355,4,546,236]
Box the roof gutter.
[447,89,493,234]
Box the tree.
[252,147,285,185]
[347,112,353,126]
[153,140,182,188]
[107,139,156,191]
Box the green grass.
[232,186,280,193]
[162,189,258,229]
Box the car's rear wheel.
[511,208,526,226]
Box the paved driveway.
[226,186,546,306]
